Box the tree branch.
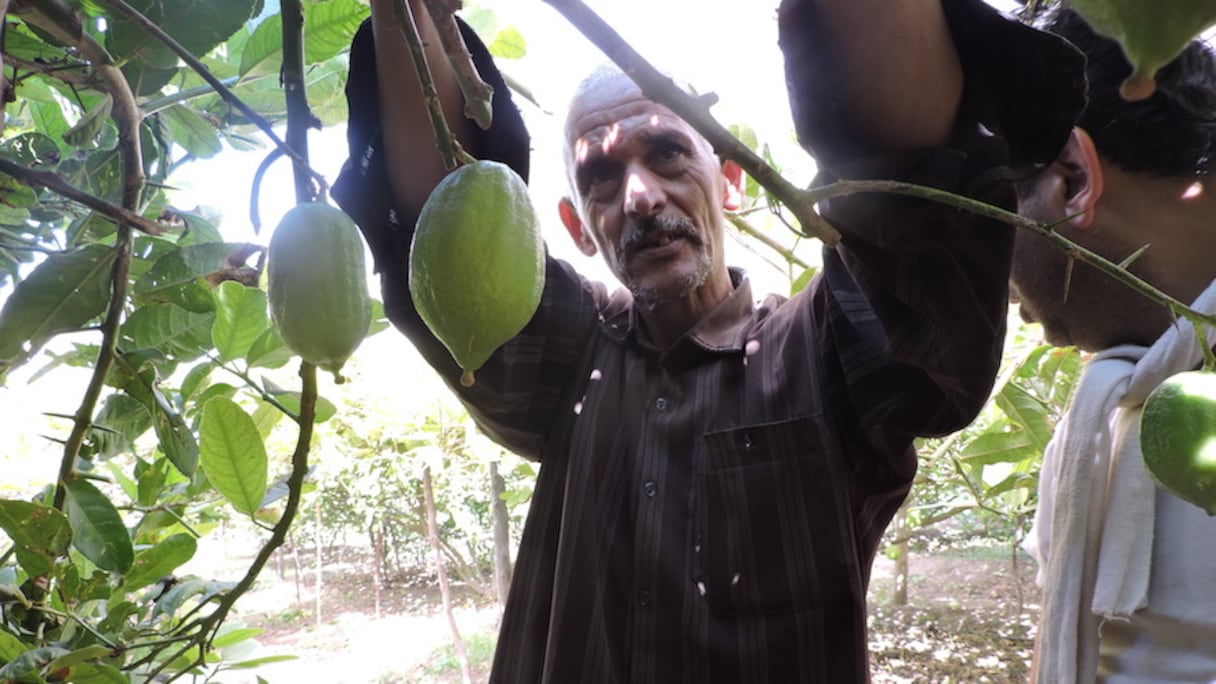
[389,0,475,171]
[51,229,131,510]
[0,158,166,235]
[15,0,145,210]
[808,178,1216,332]
[422,0,494,129]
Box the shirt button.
[655,397,669,413]
[643,481,658,498]
[639,589,652,607]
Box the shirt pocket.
[698,415,854,618]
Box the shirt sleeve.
[778,0,1086,454]
[332,18,600,460]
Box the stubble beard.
[617,214,711,310]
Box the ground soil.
[219,544,1038,683]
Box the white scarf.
[1027,281,1216,683]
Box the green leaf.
[0,646,70,681]
[150,385,200,478]
[211,627,263,649]
[222,654,299,669]
[273,392,337,423]
[0,244,115,374]
[121,533,198,591]
[995,382,1053,451]
[304,0,368,63]
[61,662,127,684]
[239,14,283,77]
[45,645,114,673]
[958,429,1038,466]
[107,0,261,95]
[162,104,223,160]
[239,0,366,76]
[90,393,154,459]
[246,326,293,369]
[121,304,215,361]
[62,94,114,148]
[489,26,527,59]
[211,281,269,363]
[64,479,135,574]
[0,629,28,662]
[134,242,242,313]
[180,361,214,405]
[0,500,71,577]
[200,398,268,517]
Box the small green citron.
[267,202,372,382]
[1140,370,1216,515]
[1068,0,1216,100]
[410,160,545,388]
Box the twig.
[0,158,165,235]
[157,363,317,683]
[421,0,494,129]
[206,354,300,421]
[540,0,841,246]
[725,212,812,271]
[280,0,317,204]
[17,0,145,209]
[52,228,132,510]
[389,0,476,170]
[807,178,1216,334]
[93,0,329,197]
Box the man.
[332,0,1082,680]
[1013,7,1216,683]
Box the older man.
[332,0,1082,680]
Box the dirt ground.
[225,545,1038,683]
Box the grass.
[417,629,497,678]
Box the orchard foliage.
[2,0,1211,681]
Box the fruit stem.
[390,0,470,172]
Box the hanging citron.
[267,202,372,383]
[1068,0,1216,100]
[410,160,545,387]
[1140,369,1216,515]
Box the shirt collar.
[604,267,755,356]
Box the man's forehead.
[565,84,687,146]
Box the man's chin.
[1018,304,1072,348]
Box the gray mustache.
[619,214,699,255]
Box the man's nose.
[624,165,665,218]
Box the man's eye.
[653,143,685,166]
[581,162,619,191]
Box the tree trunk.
[489,460,512,608]
[423,466,473,684]
[314,496,323,627]
[892,502,910,606]
[289,532,304,611]
[371,517,384,619]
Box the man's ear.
[559,197,598,257]
[722,160,744,211]
[1060,127,1105,229]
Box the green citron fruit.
[410,160,545,388]
[1140,369,1216,515]
[1068,0,1216,100]
[268,202,372,382]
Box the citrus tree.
[3,0,1216,681]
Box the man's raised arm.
[368,0,478,214]
[779,0,963,161]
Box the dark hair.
[1021,5,1216,177]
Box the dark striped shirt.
[333,1,1084,681]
